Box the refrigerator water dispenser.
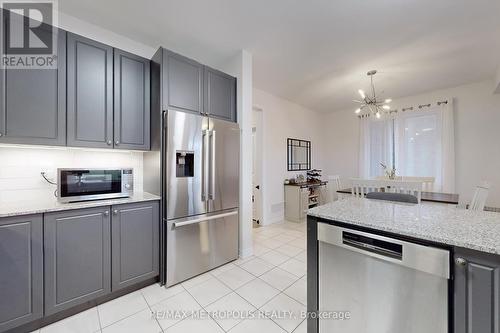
[176,151,194,177]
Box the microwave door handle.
[209,130,216,200]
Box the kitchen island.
[306,197,500,333]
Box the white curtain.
[440,101,456,193]
[359,115,394,178]
[358,116,371,178]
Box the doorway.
[252,106,263,228]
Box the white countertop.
[0,192,161,218]
[308,197,500,255]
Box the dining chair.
[382,180,423,203]
[469,182,490,211]
[326,175,342,202]
[376,176,403,181]
[401,176,435,192]
[350,179,384,198]
[377,176,435,192]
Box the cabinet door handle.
[455,257,467,267]
[113,209,118,215]
[107,140,112,145]
[115,140,120,146]
[0,132,3,137]
[103,211,109,217]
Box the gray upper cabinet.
[114,49,150,150]
[204,66,236,122]
[44,207,111,315]
[163,50,203,114]
[0,27,66,146]
[0,215,43,332]
[67,33,113,148]
[160,48,236,122]
[111,201,159,291]
[454,248,500,333]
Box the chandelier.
[354,70,391,118]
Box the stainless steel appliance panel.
[166,209,238,286]
[318,223,449,333]
[207,117,240,212]
[165,110,208,219]
[211,210,239,268]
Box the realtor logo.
[1,0,58,68]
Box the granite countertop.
[0,192,161,218]
[308,197,500,255]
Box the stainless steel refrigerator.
[163,110,240,287]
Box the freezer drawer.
[166,209,238,286]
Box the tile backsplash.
[0,146,144,204]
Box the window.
[364,108,450,191]
[395,111,442,180]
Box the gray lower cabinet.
[163,49,204,114]
[454,248,500,333]
[67,33,114,148]
[0,215,43,332]
[204,66,236,122]
[111,201,159,291]
[0,27,66,146]
[44,207,111,315]
[114,49,151,150]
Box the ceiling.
[59,0,500,112]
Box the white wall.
[253,88,325,224]
[217,51,254,258]
[322,79,500,207]
[0,146,143,204]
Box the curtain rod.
[358,99,449,118]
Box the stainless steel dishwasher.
[318,223,450,333]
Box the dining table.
[336,188,459,205]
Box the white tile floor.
[33,220,307,333]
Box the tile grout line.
[98,292,151,330]
[255,278,305,332]
[248,228,307,332]
[95,305,103,332]
[179,281,230,333]
[140,290,164,333]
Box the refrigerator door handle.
[171,210,238,228]
[209,130,216,200]
[201,129,209,201]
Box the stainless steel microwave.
[57,168,134,203]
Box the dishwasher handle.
[343,238,402,260]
